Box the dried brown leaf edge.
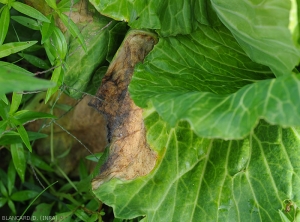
[90,30,158,189]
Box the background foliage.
[0,0,127,221]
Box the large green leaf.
[130,24,273,104]
[90,0,300,76]
[89,2,300,221]
[133,74,300,139]
[129,24,287,139]
[89,0,219,36]
[211,0,300,77]
[93,110,300,222]
[63,17,121,98]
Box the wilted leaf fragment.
[90,30,158,189]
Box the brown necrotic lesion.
[89,30,158,189]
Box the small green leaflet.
[0,6,10,45]
[10,143,26,182]
[58,13,87,52]
[11,2,50,23]
[0,62,55,94]
[11,16,40,30]
[0,41,37,58]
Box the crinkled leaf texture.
[89,0,300,76]
[89,0,219,36]
[93,110,300,222]
[90,1,300,221]
[210,0,300,77]
[92,24,300,221]
[128,24,300,140]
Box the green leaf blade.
[7,199,16,214]
[32,203,54,218]
[0,6,10,45]
[44,27,67,63]
[44,0,57,9]
[11,16,40,30]
[0,41,38,58]
[27,153,54,172]
[13,110,55,124]
[16,124,32,152]
[144,74,300,139]
[0,121,7,136]
[64,17,115,98]
[0,94,9,104]
[7,161,16,196]
[0,62,55,94]
[41,15,55,44]
[0,131,48,146]
[11,190,39,201]
[11,2,50,23]
[18,53,51,70]
[10,143,26,182]
[130,24,273,108]
[0,181,8,197]
[0,99,9,120]
[58,13,87,52]
[0,197,7,208]
[45,65,62,103]
[129,24,290,140]
[9,92,22,114]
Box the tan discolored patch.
[26,93,107,177]
[90,30,158,190]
